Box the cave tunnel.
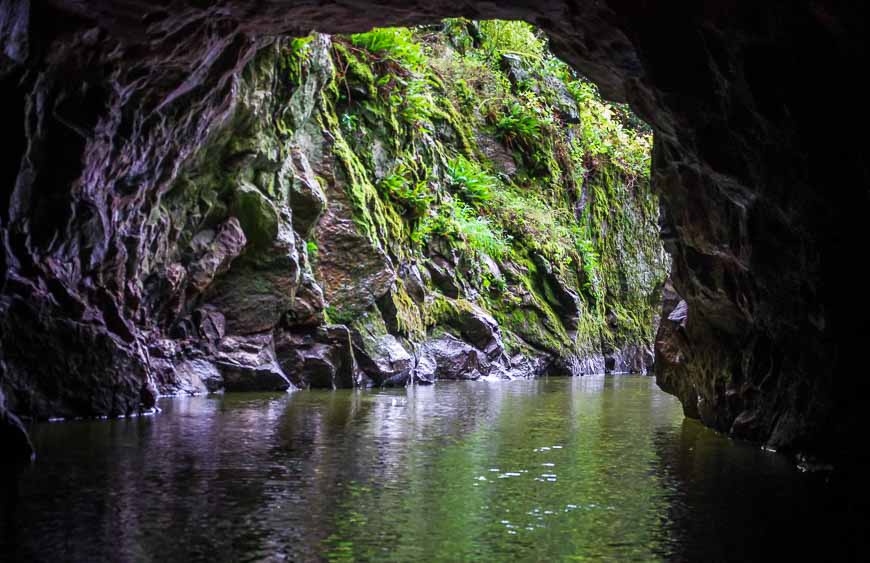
[1,1,868,559]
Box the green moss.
[390,280,426,341]
[325,305,356,325]
[252,21,665,360]
[332,41,377,99]
[233,182,279,247]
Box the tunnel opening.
[0,0,864,468]
[127,19,668,401]
[2,1,868,559]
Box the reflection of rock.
[1,389,34,462]
[275,325,356,389]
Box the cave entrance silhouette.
[0,1,866,468]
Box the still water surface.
[1,376,862,561]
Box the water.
[1,376,864,561]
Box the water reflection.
[1,377,863,561]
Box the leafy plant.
[413,199,509,258]
[477,20,547,63]
[495,102,544,146]
[445,155,496,204]
[350,27,426,70]
[377,161,433,217]
[340,112,359,131]
[306,240,319,257]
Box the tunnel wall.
[1,1,866,465]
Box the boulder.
[500,53,533,89]
[475,132,517,177]
[193,306,226,341]
[275,325,356,389]
[284,33,335,130]
[206,211,300,334]
[187,217,247,292]
[314,215,396,314]
[213,334,291,392]
[542,75,580,124]
[415,334,489,382]
[287,147,327,236]
[455,306,505,361]
[233,182,280,248]
[531,253,581,330]
[399,262,427,304]
[426,256,462,299]
[173,358,224,393]
[285,273,326,327]
[350,311,414,386]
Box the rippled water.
[1,376,863,561]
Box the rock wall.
[1,1,867,466]
[0,16,667,450]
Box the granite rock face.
[1,1,865,467]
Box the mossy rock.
[233,182,279,247]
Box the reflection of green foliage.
[316,379,683,561]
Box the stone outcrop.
[1,0,865,468]
[276,325,356,389]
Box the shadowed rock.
[0,0,865,466]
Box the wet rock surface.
[276,325,356,389]
[415,334,490,382]
[1,0,865,467]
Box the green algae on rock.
[145,21,667,392]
